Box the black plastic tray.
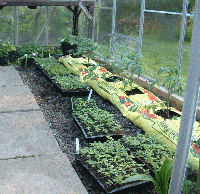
[71,97,124,142]
[72,113,124,142]
[76,157,150,194]
[34,61,90,97]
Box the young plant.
[79,138,149,191]
[122,158,174,194]
[123,134,174,170]
[69,35,99,65]
[191,138,200,193]
[152,67,184,119]
[109,53,142,90]
[53,75,88,90]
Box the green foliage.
[0,41,16,58]
[17,43,42,57]
[123,158,174,194]
[183,179,198,194]
[34,57,70,76]
[53,75,88,90]
[68,35,99,64]
[79,138,149,188]
[18,43,62,58]
[152,66,184,118]
[123,134,174,170]
[73,98,123,136]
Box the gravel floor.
[15,64,153,194]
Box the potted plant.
[60,35,78,56]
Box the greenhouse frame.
[0,0,200,193]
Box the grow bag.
[59,56,200,171]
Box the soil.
[125,88,144,96]
[15,63,153,194]
[155,109,181,119]
[105,76,124,83]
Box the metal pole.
[45,6,49,46]
[14,6,18,46]
[169,0,200,193]
[110,0,116,58]
[177,0,188,71]
[138,0,145,55]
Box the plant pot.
[28,6,37,9]
[61,41,78,57]
[0,56,8,66]
[8,50,20,63]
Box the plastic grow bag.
[59,56,200,171]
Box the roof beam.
[0,0,94,7]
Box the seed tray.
[76,156,150,194]
[71,97,124,142]
[72,113,124,142]
[34,61,90,96]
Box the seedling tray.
[34,61,90,97]
[76,156,149,194]
[71,97,124,142]
[72,113,124,142]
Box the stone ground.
[0,66,87,194]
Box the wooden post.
[14,6,18,46]
[67,6,81,36]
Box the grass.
[96,33,192,93]
[142,34,191,86]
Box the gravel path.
[15,64,153,194]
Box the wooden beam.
[0,0,94,7]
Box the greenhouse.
[0,0,200,193]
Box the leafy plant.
[53,75,88,90]
[0,41,16,57]
[34,57,71,76]
[73,98,123,136]
[17,43,42,57]
[0,41,16,65]
[79,138,149,191]
[152,67,184,118]
[68,35,99,65]
[123,134,174,170]
[123,158,173,194]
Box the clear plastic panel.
[142,12,182,81]
[0,7,14,43]
[145,0,183,12]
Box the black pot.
[61,41,79,57]
[0,56,8,66]
[8,50,20,63]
